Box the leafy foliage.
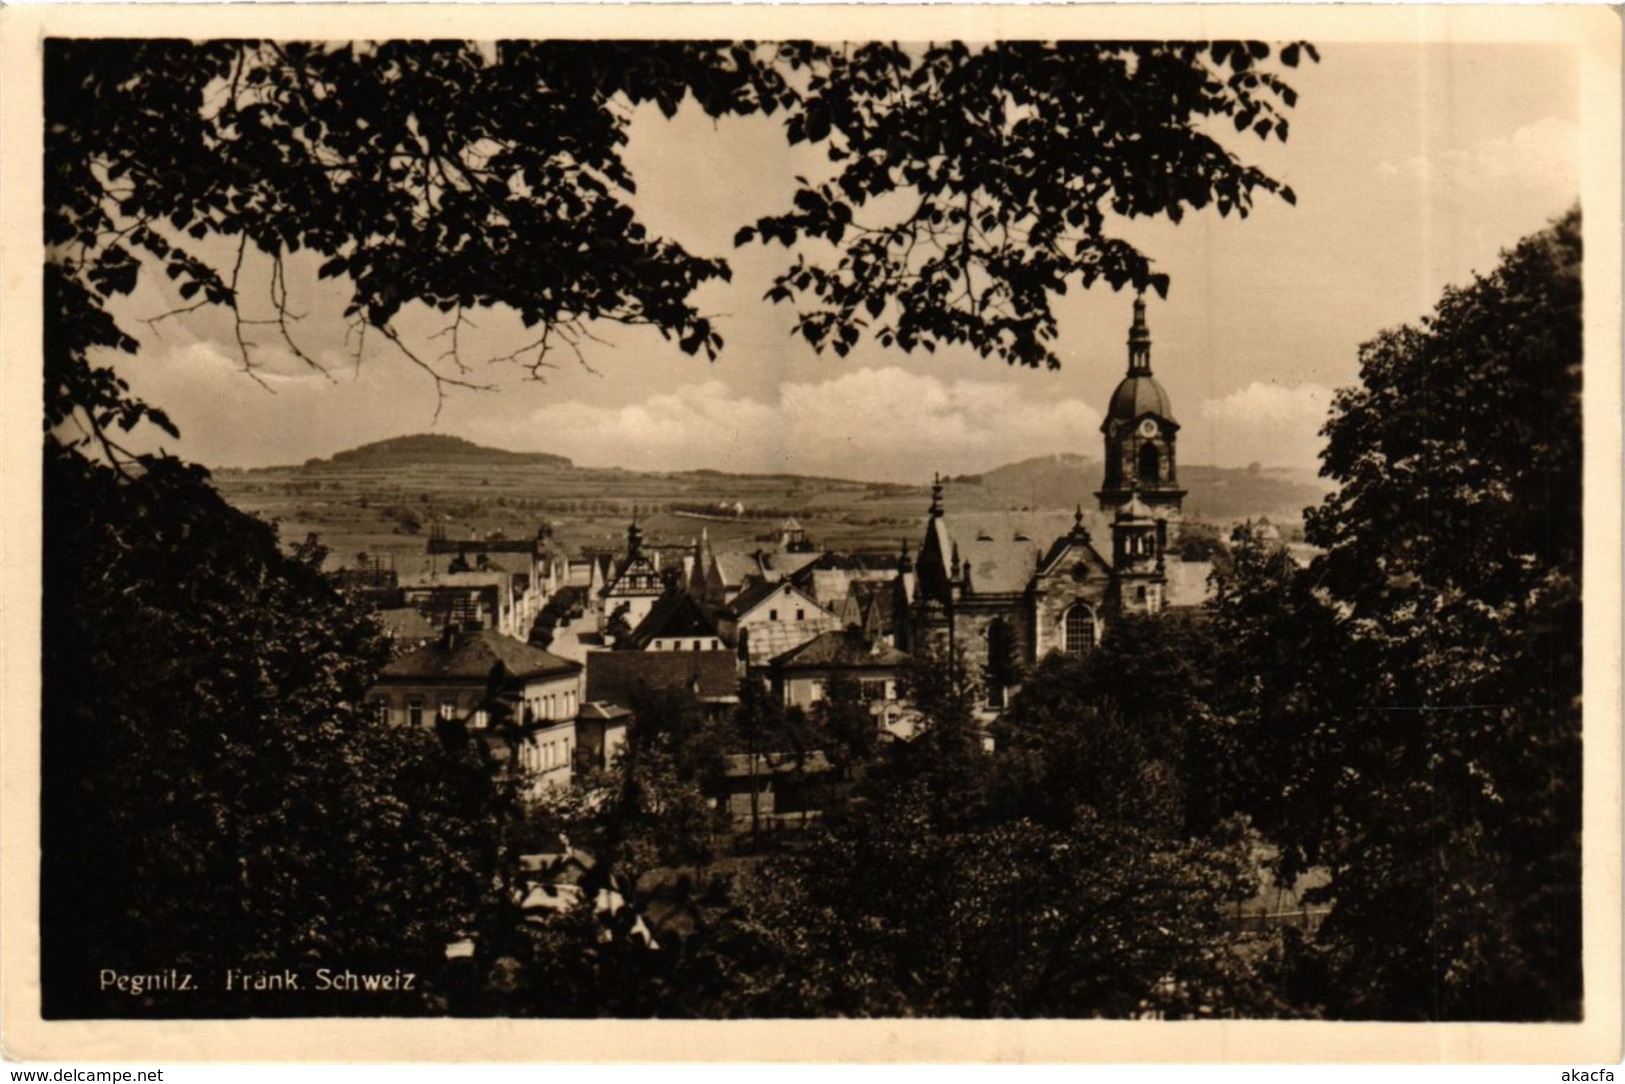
[599,686,730,876]
[740,40,1313,367]
[1211,209,1584,1020]
[46,39,801,444]
[46,37,1311,455]
[677,640,1283,1018]
[41,445,511,1016]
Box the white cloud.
[497,368,1104,483]
[1193,381,1335,471]
[1379,116,1579,200]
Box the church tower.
[1109,491,1168,615]
[1096,297,1186,526]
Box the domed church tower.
[1095,296,1186,526]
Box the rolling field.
[210,439,1325,570]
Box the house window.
[769,608,778,621]
[1063,606,1096,655]
[407,699,424,727]
[471,709,489,730]
[438,700,457,721]
[1136,585,1148,603]
[859,678,888,702]
[693,640,701,651]
[796,608,805,622]
[371,700,389,725]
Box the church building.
[907,297,1188,709]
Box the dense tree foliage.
[742,41,1312,368]
[638,644,1287,1019]
[47,37,1312,459]
[1210,209,1583,1020]
[41,445,513,1017]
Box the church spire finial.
[1127,293,1152,375]
[929,472,944,519]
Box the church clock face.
[1138,418,1159,439]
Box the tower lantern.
[1095,295,1186,530]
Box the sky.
[106,41,1581,483]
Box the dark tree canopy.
[46,37,1312,458]
[40,444,514,1016]
[743,40,1309,367]
[39,37,1323,1020]
[1209,209,1583,1020]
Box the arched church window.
[1063,605,1096,655]
[1138,441,1161,484]
[986,618,1016,707]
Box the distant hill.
[273,435,1321,526]
[305,434,572,470]
[957,453,1329,523]
[952,453,1098,509]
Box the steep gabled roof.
[1036,531,1114,581]
[725,578,827,621]
[378,628,581,684]
[710,553,756,588]
[625,592,720,648]
[603,552,663,598]
[959,536,1042,594]
[836,580,902,637]
[584,650,741,707]
[771,628,911,671]
[761,551,821,579]
[738,618,840,667]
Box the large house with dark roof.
[369,624,584,793]
[717,579,842,668]
[583,649,742,719]
[768,628,910,727]
[623,591,723,652]
[576,649,742,773]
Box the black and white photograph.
[3,2,1620,1064]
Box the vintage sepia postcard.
[2,2,1620,1066]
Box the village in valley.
[252,297,1329,954]
[344,303,1225,798]
[34,31,1590,1026]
